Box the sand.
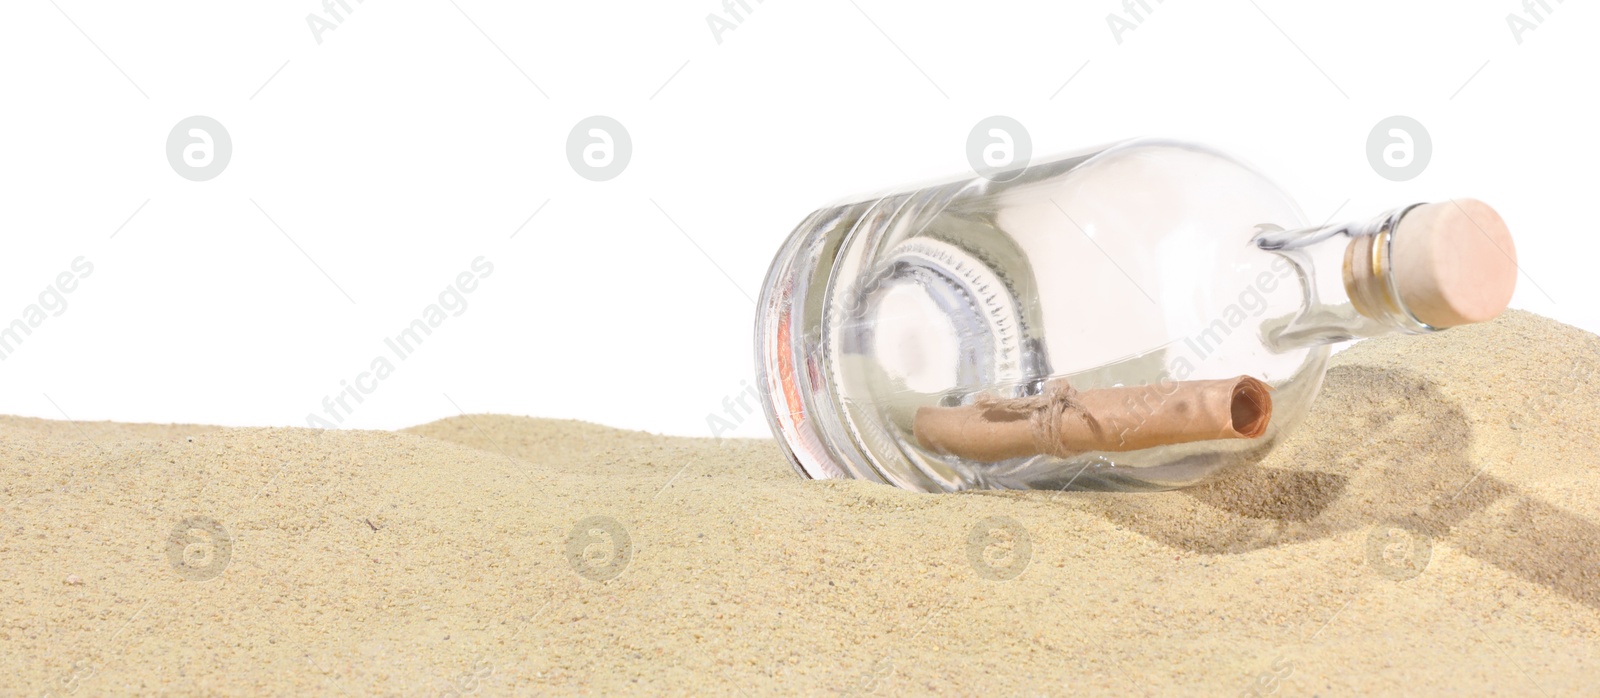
[3,309,1598,696]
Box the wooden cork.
[1390,199,1517,328]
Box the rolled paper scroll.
[912,376,1273,462]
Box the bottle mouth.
[1342,200,1518,331]
[1337,203,1440,334]
[1342,205,1431,332]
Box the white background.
[1,0,1594,438]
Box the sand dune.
[3,310,1597,695]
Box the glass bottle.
[754,137,1517,492]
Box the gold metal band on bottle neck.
[1342,210,1407,323]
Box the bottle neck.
[1256,204,1436,352]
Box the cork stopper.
[1389,200,1517,328]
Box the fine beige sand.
[4,310,1599,695]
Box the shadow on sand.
[1064,364,1600,610]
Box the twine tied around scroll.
[970,379,1104,459]
[913,375,1274,462]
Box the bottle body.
[755,138,1460,492]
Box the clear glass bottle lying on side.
[754,138,1517,492]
